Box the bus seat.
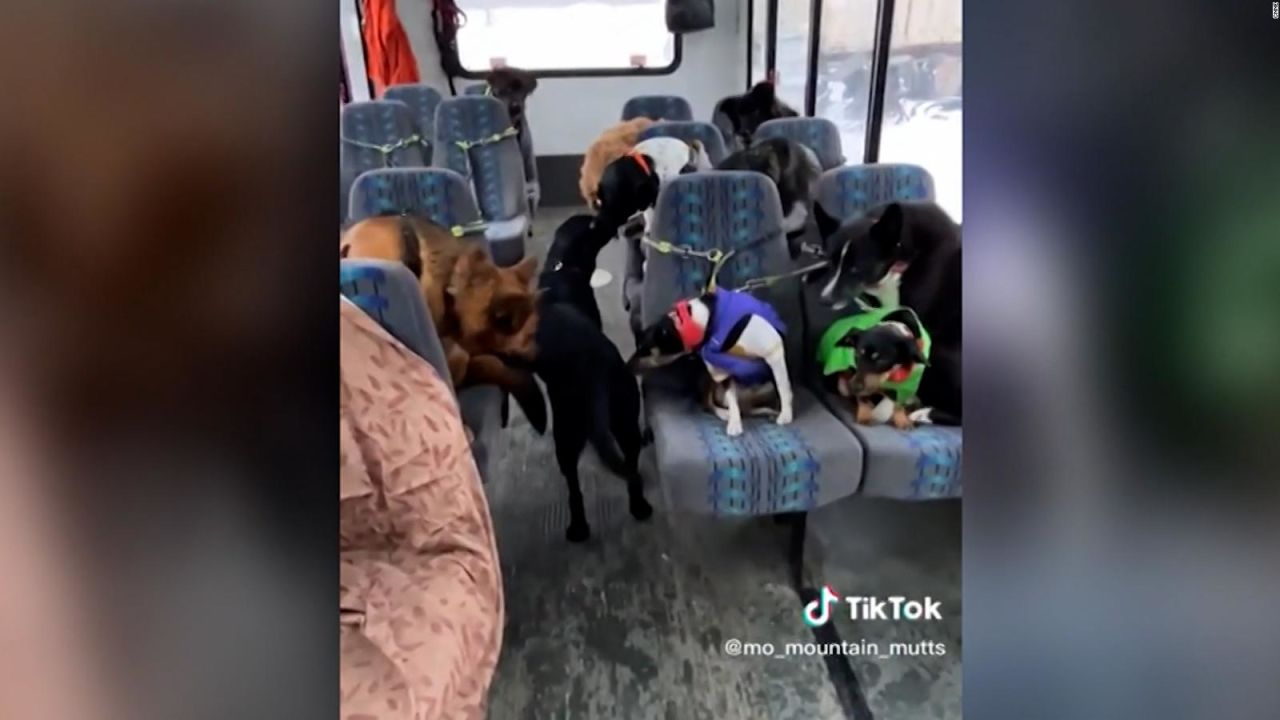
[640,172,865,515]
[621,94,693,122]
[339,259,503,483]
[638,120,730,165]
[383,83,443,139]
[433,96,529,266]
[464,84,540,216]
[347,167,486,239]
[340,101,430,227]
[801,164,961,499]
[754,117,846,170]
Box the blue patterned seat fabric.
[638,121,730,165]
[383,84,443,140]
[433,95,529,265]
[640,172,865,516]
[339,259,502,482]
[621,94,694,122]
[340,100,430,224]
[464,84,539,214]
[348,167,484,232]
[804,164,961,499]
[754,117,846,170]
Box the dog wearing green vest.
[817,306,958,429]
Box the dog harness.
[672,289,787,386]
[816,306,931,402]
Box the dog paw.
[565,522,591,543]
[775,410,794,426]
[726,421,744,437]
[892,413,915,431]
[629,496,654,521]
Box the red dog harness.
[626,150,652,176]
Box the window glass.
[814,0,879,168]
[456,0,677,72]
[750,0,770,85]
[879,0,963,219]
[775,0,812,111]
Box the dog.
[818,307,959,428]
[628,288,793,437]
[592,135,713,239]
[717,137,822,241]
[482,67,537,143]
[811,200,962,422]
[339,213,547,433]
[529,215,652,541]
[579,117,656,210]
[713,81,799,149]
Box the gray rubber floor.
[483,207,960,720]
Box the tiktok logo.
[803,585,840,627]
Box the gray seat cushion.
[639,121,729,165]
[755,117,846,170]
[482,215,529,266]
[816,394,962,499]
[641,172,865,515]
[463,84,539,212]
[621,94,693,122]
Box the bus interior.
[341,1,961,717]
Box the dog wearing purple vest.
[627,288,793,437]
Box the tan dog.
[340,215,547,431]
[579,116,656,210]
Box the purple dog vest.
[698,289,786,385]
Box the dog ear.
[512,255,538,286]
[910,343,928,366]
[871,202,905,249]
[746,81,776,107]
[814,202,842,240]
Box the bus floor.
[482,207,960,720]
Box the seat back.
[339,259,452,394]
[638,121,730,165]
[464,84,538,208]
[803,164,936,380]
[383,84,443,139]
[642,171,804,371]
[433,96,528,222]
[754,117,846,170]
[340,101,430,224]
[347,168,486,236]
[621,94,693,122]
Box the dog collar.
[671,299,705,351]
[627,150,652,177]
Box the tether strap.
[340,134,429,168]
[642,232,830,293]
[451,126,521,183]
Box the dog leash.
[641,233,830,293]
[340,133,430,168]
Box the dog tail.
[587,390,632,476]
[908,407,961,426]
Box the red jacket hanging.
[362,0,420,96]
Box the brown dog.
[340,214,546,431]
[579,116,656,210]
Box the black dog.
[713,81,799,149]
[531,215,652,542]
[812,200,962,420]
[484,67,537,143]
[718,137,822,243]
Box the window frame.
[453,6,684,79]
